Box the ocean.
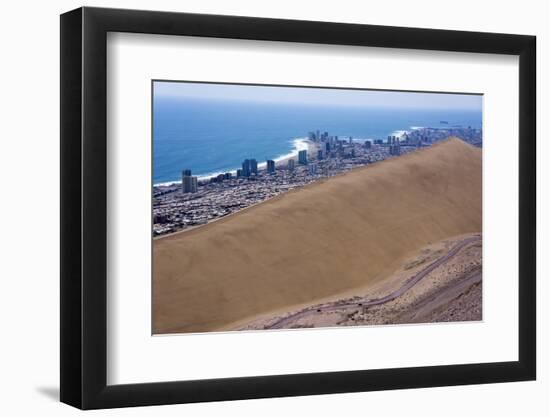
[153,97,482,185]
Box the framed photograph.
[60,7,536,409]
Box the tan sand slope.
[153,138,482,334]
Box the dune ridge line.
[153,138,482,334]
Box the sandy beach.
[274,138,319,168]
[153,137,482,334]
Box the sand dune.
[153,138,482,334]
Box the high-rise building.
[250,158,258,175]
[298,149,308,165]
[224,172,232,180]
[182,169,192,177]
[389,139,401,156]
[236,169,243,178]
[242,159,251,177]
[182,174,198,193]
[288,159,295,171]
[317,149,324,160]
[266,159,275,174]
[364,140,372,149]
[308,163,318,175]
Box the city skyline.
[156,125,482,232]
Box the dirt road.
[266,235,482,329]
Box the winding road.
[266,235,482,329]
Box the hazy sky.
[154,81,482,111]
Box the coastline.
[154,127,483,238]
[154,137,317,186]
[153,124,466,186]
[274,138,319,169]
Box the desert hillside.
[153,137,482,334]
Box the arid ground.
[153,137,482,334]
[236,233,482,330]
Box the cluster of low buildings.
[400,125,482,148]
[153,126,482,236]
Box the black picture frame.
[60,6,536,410]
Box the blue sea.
[153,97,482,185]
